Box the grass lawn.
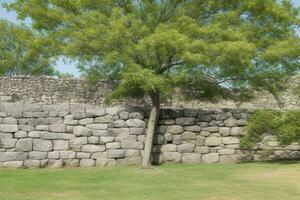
[0,162,300,200]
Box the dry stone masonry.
[0,76,299,109]
[0,103,299,168]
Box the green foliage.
[241,109,300,148]
[6,0,300,103]
[0,19,55,76]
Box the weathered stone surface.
[218,149,235,155]
[129,112,144,119]
[107,149,125,158]
[106,142,121,149]
[14,131,27,138]
[181,131,196,140]
[202,127,219,133]
[49,125,66,133]
[175,117,195,125]
[64,159,80,167]
[70,137,88,148]
[49,160,63,168]
[110,120,126,128]
[223,137,240,144]
[1,139,17,148]
[88,136,99,144]
[205,137,222,146]
[82,145,105,153]
[195,146,210,154]
[15,138,33,152]
[117,156,142,165]
[79,118,94,125]
[224,118,237,127]
[129,128,144,135]
[95,115,114,123]
[184,125,201,132]
[33,139,52,152]
[3,117,17,124]
[29,151,47,160]
[0,124,18,132]
[80,159,96,167]
[53,140,69,150]
[86,107,105,117]
[219,155,239,163]
[1,161,23,168]
[219,127,230,136]
[161,144,177,152]
[125,119,145,127]
[0,152,28,162]
[73,126,92,136]
[230,127,244,136]
[162,152,181,163]
[99,136,115,144]
[24,160,41,168]
[76,152,91,159]
[60,151,76,159]
[28,131,41,138]
[167,125,184,134]
[40,132,75,140]
[48,151,60,159]
[182,153,201,163]
[86,124,108,130]
[177,144,195,153]
[202,153,219,163]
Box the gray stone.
[195,135,205,146]
[197,114,213,122]
[129,112,144,119]
[80,159,96,167]
[237,119,247,126]
[220,155,239,163]
[64,159,80,167]
[86,107,105,117]
[1,139,17,148]
[3,117,17,124]
[182,153,201,163]
[64,115,78,125]
[172,135,182,145]
[60,151,76,159]
[230,127,244,136]
[24,160,40,168]
[218,149,235,155]
[29,151,47,160]
[49,125,66,133]
[110,120,126,128]
[0,133,13,139]
[177,143,195,153]
[70,137,88,148]
[224,118,237,127]
[14,131,27,138]
[107,149,125,158]
[82,145,105,153]
[125,119,145,127]
[106,107,122,115]
[195,146,210,154]
[223,137,240,144]
[92,130,108,136]
[79,118,94,125]
[216,113,230,121]
[202,127,219,133]
[15,138,33,152]
[219,127,230,136]
[2,161,23,168]
[28,131,41,138]
[73,126,92,136]
[175,117,195,125]
[167,125,184,134]
[86,124,108,130]
[202,153,219,163]
[205,137,222,146]
[0,152,28,162]
[161,144,177,152]
[162,152,181,163]
[106,142,121,149]
[53,140,69,150]
[88,136,99,144]
[129,128,144,135]
[119,111,129,120]
[108,128,129,137]
[47,151,60,159]
[95,115,114,123]
[49,160,63,168]
[181,131,196,140]
[35,125,49,131]
[76,152,91,159]
[33,139,52,152]
[125,149,140,157]
[117,156,142,165]
[164,132,173,142]
[184,125,201,132]
[0,124,18,132]
[40,132,75,140]
[99,136,115,144]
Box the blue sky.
[0,0,299,77]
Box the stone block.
[86,124,108,130]
[177,143,195,153]
[73,126,92,136]
[15,138,33,152]
[1,139,17,148]
[53,140,70,150]
[182,153,201,163]
[181,131,196,140]
[162,152,181,163]
[0,124,18,132]
[222,137,240,144]
[161,144,177,152]
[33,139,52,152]
[82,145,105,153]
[107,149,125,158]
[205,137,222,146]
[125,119,145,127]
[202,153,219,163]
[29,151,47,160]
[167,125,184,134]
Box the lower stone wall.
[0,103,299,168]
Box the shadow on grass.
[238,159,300,165]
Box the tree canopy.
[6,0,300,168]
[0,19,56,76]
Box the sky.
[0,0,299,77]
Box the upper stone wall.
[0,76,299,109]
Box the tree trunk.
[141,94,160,169]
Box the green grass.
[1,162,300,200]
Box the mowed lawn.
[0,162,300,200]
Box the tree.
[0,19,55,76]
[7,0,300,168]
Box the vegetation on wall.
[241,109,300,148]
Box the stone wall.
[0,103,299,168]
[0,76,299,109]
